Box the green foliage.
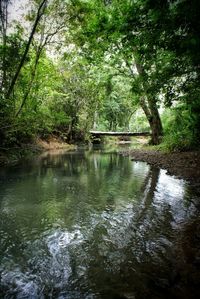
[130,110,149,133]
[161,105,200,151]
[0,0,200,150]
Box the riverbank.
[121,148,200,183]
[0,136,75,165]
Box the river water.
[0,147,200,299]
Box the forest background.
[0,0,200,151]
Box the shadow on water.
[0,148,200,298]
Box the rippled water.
[0,147,199,299]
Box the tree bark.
[139,97,163,145]
[148,99,163,145]
[134,57,163,145]
[0,0,10,90]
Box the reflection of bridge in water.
[89,130,151,142]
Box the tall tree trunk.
[139,96,163,145]
[0,0,9,91]
[135,58,163,145]
[119,45,163,144]
[93,111,98,130]
[148,99,163,145]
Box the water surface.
[0,147,199,299]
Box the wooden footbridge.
[90,130,150,137]
[90,130,150,142]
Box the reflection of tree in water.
[0,151,199,298]
[170,213,200,299]
[68,166,196,299]
[0,150,149,296]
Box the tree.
[0,0,72,145]
[1,0,199,149]
[6,0,48,100]
[67,0,164,144]
[67,0,200,147]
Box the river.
[0,147,199,299]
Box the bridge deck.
[89,131,150,136]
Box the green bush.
[161,105,199,151]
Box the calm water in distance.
[0,147,199,299]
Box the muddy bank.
[35,136,75,151]
[0,136,75,166]
[121,148,200,183]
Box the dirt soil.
[122,148,200,183]
[0,136,75,165]
[36,136,74,150]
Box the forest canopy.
[0,0,200,149]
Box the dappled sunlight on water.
[0,148,199,298]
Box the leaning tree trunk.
[134,54,163,145]
[140,96,163,145]
[148,99,163,145]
